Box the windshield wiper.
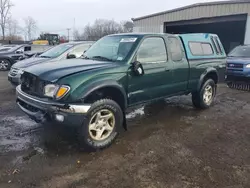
[81,55,90,59]
[40,55,51,58]
[92,56,114,62]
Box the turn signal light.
[56,86,70,99]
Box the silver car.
[8,41,94,86]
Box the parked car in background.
[8,41,94,86]
[225,45,250,89]
[0,44,32,71]
[16,33,226,150]
[19,46,54,61]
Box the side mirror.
[67,53,76,59]
[16,49,23,54]
[131,61,144,76]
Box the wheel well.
[84,87,126,110]
[204,72,218,84]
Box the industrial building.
[132,0,250,53]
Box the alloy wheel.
[0,60,9,71]
[203,85,213,105]
[88,109,115,141]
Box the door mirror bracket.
[132,61,144,76]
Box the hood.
[24,59,116,82]
[0,51,12,55]
[227,57,250,65]
[12,57,51,69]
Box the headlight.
[44,84,58,98]
[44,84,70,99]
[18,69,24,74]
[246,64,250,68]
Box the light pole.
[67,28,71,41]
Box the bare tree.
[7,17,21,40]
[73,29,84,41]
[122,21,134,33]
[0,0,13,40]
[83,19,123,41]
[24,16,37,41]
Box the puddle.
[0,115,41,152]
[0,97,200,154]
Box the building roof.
[132,0,250,21]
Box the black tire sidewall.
[199,79,216,109]
[79,99,123,150]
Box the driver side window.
[137,37,167,63]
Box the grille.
[21,72,50,97]
[227,63,243,69]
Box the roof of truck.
[109,33,169,37]
[109,33,219,38]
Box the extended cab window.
[168,37,183,61]
[137,37,167,63]
[189,42,213,55]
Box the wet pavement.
[0,71,250,188]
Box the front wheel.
[78,99,123,151]
[0,59,11,71]
[192,79,216,109]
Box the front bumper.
[16,85,91,126]
[225,74,250,83]
[8,72,21,86]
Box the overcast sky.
[11,0,221,37]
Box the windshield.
[228,46,250,57]
[39,43,74,58]
[84,35,137,62]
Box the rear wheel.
[78,99,123,150]
[192,79,216,109]
[0,59,11,71]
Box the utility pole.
[73,18,76,30]
[67,28,71,41]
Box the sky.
[10,0,222,38]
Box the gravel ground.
[0,71,250,188]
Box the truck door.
[167,36,189,93]
[128,37,174,105]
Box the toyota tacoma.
[16,33,226,150]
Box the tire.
[192,79,216,109]
[0,59,11,71]
[78,99,123,151]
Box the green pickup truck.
[16,33,226,150]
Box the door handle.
[165,69,170,72]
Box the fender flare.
[79,80,128,109]
[197,67,218,91]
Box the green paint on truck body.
[17,33,226,125]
